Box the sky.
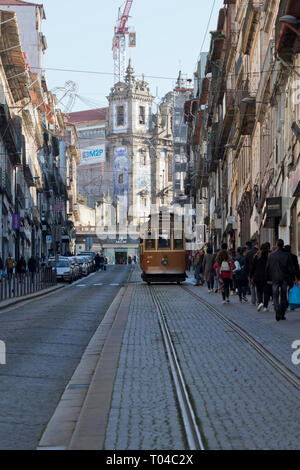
[40,0,224,112]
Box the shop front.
[102,235,139,265]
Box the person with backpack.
[250,243,271,311]
[234,247,248,303]
[214,249,236,304]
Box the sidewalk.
[0,284,64,311]
[185,272,300,375]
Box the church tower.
[106,60,154,228]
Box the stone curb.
[68,284,134,450]
[37,284,130,450]
[0,284,65,311]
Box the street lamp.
[279,15,300,25]
[241,97,270,104]
[279,15,300,37]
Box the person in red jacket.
[214,249,236,304]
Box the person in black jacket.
[284,245,300,286]
[245,239,259,305]
[16,256,26,281]
[250,243,271,312]
[235,247,248,303]
[265,239,295,321]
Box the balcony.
[275,0,300,62]
[0,104,22,166]
[241,1,260,54]
[4,171,13,201]
[235,80,256,135]
[23,164,35,187]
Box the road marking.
[76,285,86,287]
[94,284,103,286]
[110,283,120,286]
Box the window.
[117,105,124,126]
[139,106,145,125]
[118,174,124,184]
[174,238,183,249]
[158,230,170,249]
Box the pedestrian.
[265,239,295,321]
[133,255,137,264]
[187,252,193,272]
[28,255,37,282]
[284,245,300,286]
[212,250,220,292]
[194,249,204,286]
[99,252,105,271]
[95,253,101,271]
[214,248,236,304]
[16,256,26,282]
[245,239,259,305]
[202,246,214,293]
[250,243,271,312]
[5,253,16,281]
[234,247,248,303]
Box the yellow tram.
[140,212,187,284]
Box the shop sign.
[265,197,282,218]
[46,235,52,244]
[12,214,20,230]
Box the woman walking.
[250,243,271,312]
[214,249,236,304]
[235,247,248,303]
[203,246,215,293]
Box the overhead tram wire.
[195,0,217,72]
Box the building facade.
[186,0,300,258]
[0,3,79,264]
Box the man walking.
[266,239,295,321]
[245,239,259,305]
[5,253,16,281]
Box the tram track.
[181,285,300,391]
[148,285,206,451]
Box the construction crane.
[112,0,135,84]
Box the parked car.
[68,256,81,280]
[49,258,74,283]
[80,252,96,271]
[76,256,90,276]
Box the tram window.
[158,231,170,249]
[174,238,183,249]
[145,239,155,249]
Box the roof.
[0,0,45,18]
[0,0,42,6]
[67,108,108,124]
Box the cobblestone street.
[104,271,300,450]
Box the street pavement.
[1,266,299,450]
[0,265,131,450]
[104,271,300,450]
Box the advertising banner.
[80,144,106,166]
[113,147,129,206]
